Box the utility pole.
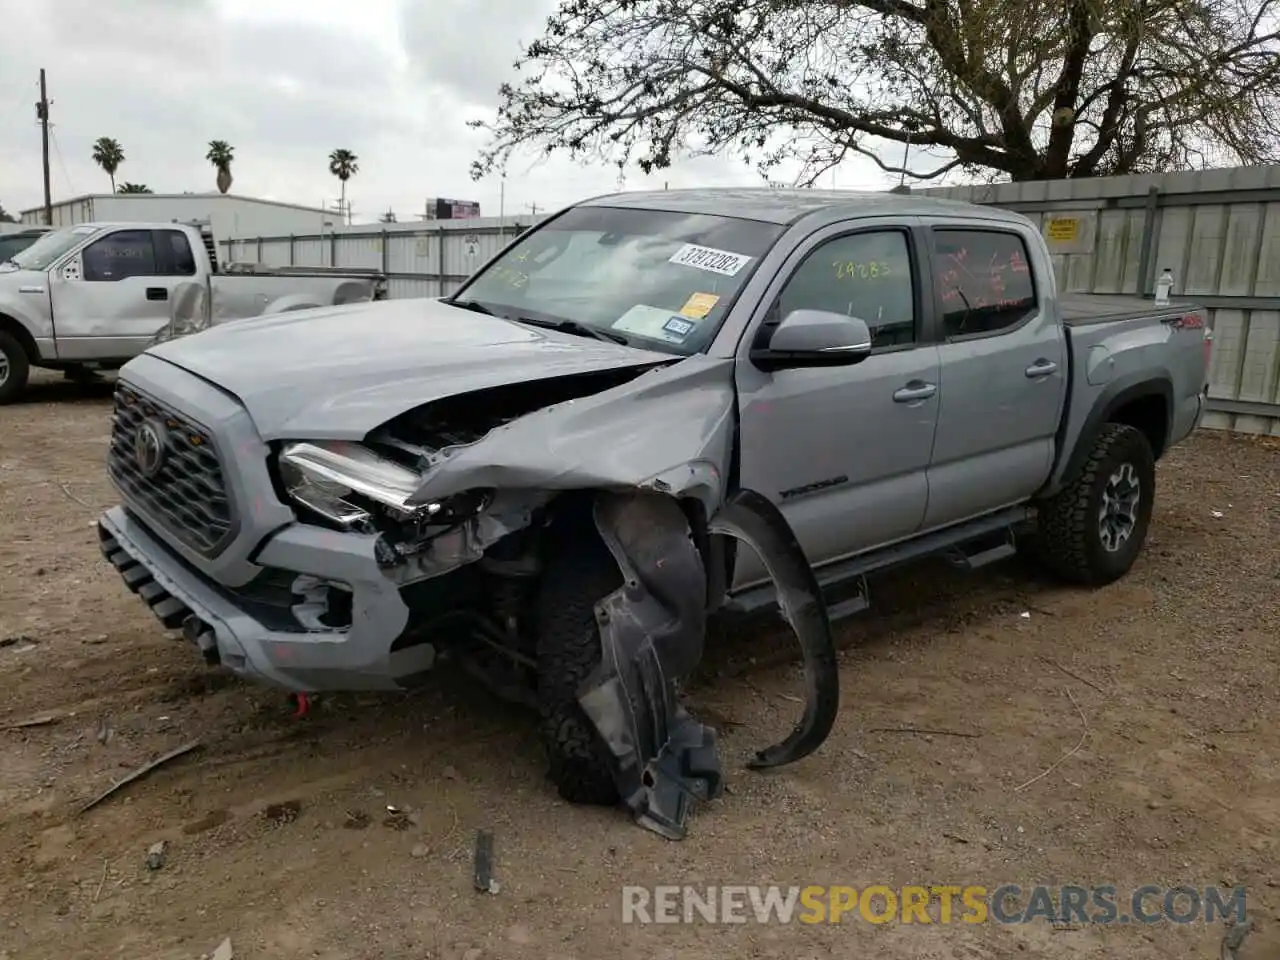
[526,202,539,217]
[36,68,52,225]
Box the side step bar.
[724,505,1033,622]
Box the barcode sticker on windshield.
[668,244,752,277]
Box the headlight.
[281,441,423,519]
[278,441,492,533]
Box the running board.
[945,533,1018,571]
[724,505,1032,621]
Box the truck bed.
[1059,293,1192,326]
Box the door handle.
[1026,359,1057,378]
[146,287,169,302]
[893,381,938,403]
[18,286,45,294]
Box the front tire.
[0,330,31,405]
[1033,422,1156,586]
[533,532,622,806]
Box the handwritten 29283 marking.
[833,260,893,280]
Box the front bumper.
[99,506,431,692]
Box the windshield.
[10,225,99,270]
[0,234,43,263]
[452,205,785,355]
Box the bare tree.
[471,0,1280,184]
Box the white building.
[19,193,338,249]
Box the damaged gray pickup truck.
[98,189,1210,838]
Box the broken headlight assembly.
[277,441,493,539]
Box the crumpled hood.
[143,298,674,439]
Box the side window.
[82,230,157,282]
[155,230,197,276]
[774,230,915,349]
[933,229,1037,338]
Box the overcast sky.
[0,0,928,223]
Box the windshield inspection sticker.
[613,304,703,343]
[662,316,696,340]
[679,292,720,319]
[668,244,752,277]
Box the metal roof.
[579,187,1028,226]
[19,192,329,217]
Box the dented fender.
[406,355,738,516]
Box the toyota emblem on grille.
[134,419,169,478]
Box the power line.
[49,125,75,197]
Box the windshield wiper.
[515,316,631,346]
[448,298,496,316]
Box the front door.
[49,227,199,360]
[922,223,1067,528]
[732,222,940,589]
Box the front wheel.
[0,330,31,405]
[1033,423,1156,586]
[533,533,622,806]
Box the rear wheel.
[0,330,30,405]
[533,531,622,806]
[1033,422,1155,585]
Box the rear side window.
[155,229,197,276]
[933,229,1036,337]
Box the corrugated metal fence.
[222,217,546,302]
[226,166,1280,434]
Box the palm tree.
[328,149,358,224]
[206,141,235,194]
[117,183,153,194]
[91,138,125,193]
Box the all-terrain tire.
[0,330,31,405]
[534,531,622,806]
[1032,422,1155,586]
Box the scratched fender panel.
[107,384,234,556]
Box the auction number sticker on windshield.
[614,305,701,343]
[668,243,752,277]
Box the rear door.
[921,222,1066,529]
[732,219,941,588]
[49,227,198,359]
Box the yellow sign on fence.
[1045,217,1080,242]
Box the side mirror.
[750,309,873,371]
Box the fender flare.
[1050,373,1173,494]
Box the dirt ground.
[0,371,1277,960]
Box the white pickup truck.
[0,221,386,402]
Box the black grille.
[107,384,234,555]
